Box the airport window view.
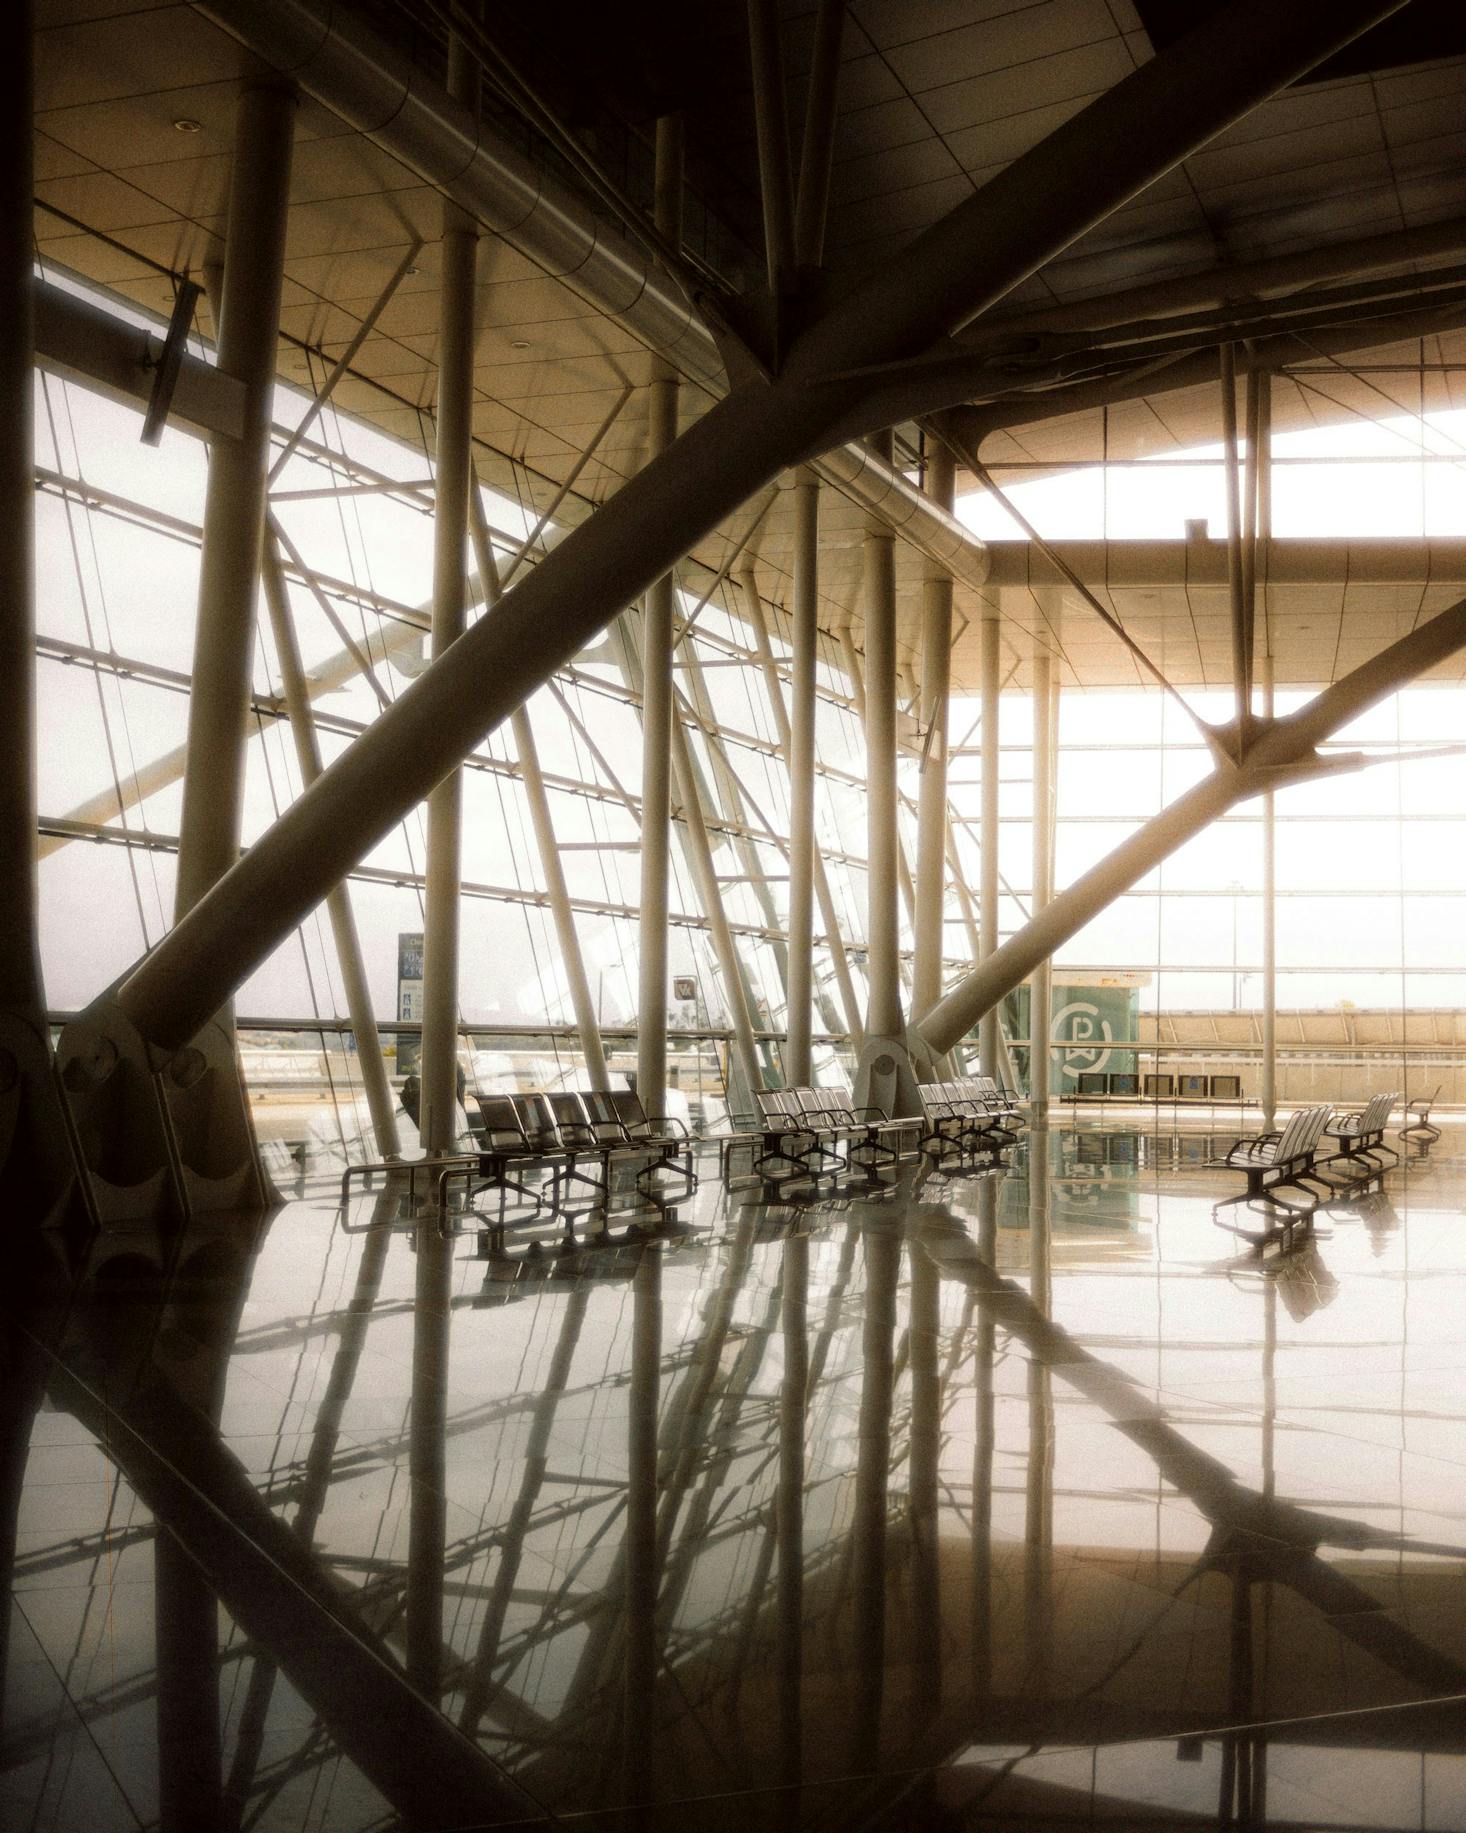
[10,3,1466,1830]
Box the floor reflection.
[4,1123,1466,1829]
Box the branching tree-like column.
[917,599,1466,1058]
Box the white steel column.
[1,0,37,1028]
[855,438,921,1114]
[786,466,819,1083]
[978,605,1002,1078]
[175,83,295,920]
[261,543,401,1157]
[418,127,478,1160]
[410,34,477,1712]
[913,443,954,1034]
[1030,647,1057,1119]
[864,523,902,1041]
[636,114,683,1116]
[0,0,79,1226]
[1258,377,1278,1127]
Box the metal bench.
[1213,1104,1332,1246]
[919,1079,1009,1166]
[1323,1089,1400,1180]
[749,1089,823,1183]
[441,1094,568,1250]
[804,1085,911,1177]
[583,1089,698,1201]
[1400,1086,1441,1144]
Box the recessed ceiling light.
[173,117,203,134]
[406,265,421,277]
[510,339,531,350]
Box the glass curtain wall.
[32,278,963,1158]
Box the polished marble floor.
[4,1121,1465,1830]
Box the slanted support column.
[516,708,610,1090]
[786,466,819,1084]
[468,499,610,1092]
[261,544,400,1157]
[636,113,683,1119]
[668,719,765,1112]
[740,565,864,1049]
[912,443,954,1041]
[838,624,866,720]
[175,83,295,920]
[1029,645,1057,1119]
[855,442,921,1116]
[978,604,1002,1079]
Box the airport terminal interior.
[10,0,1466,1827]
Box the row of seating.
[730,1074,1026,1187]
[918,1077,1024,1164]
[440,1089,699,1245]
[743,1087,913,1182]
[1213,1091,1400,1248]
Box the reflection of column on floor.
[459,1281,592,1737]
[907,1236,943,1728]
[50,1321,534,1827]
[408,1219,452,1703]
[777,1232,809,1818]
[625,1246,662,1806]
[971,1181,997,1695]
[564,1211,760,1744]
[849,1212,900,1768]
[658,1230,784,1626]
[1025,1128,1054,1692]
[226,1185,397,1812]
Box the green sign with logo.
[1006,981,1139,1092]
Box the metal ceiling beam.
[987,214,1466,338]
[192,0,989,592]
[80,0,1407,1058]
[982,536,1466,590]
[953,297,1466,448]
